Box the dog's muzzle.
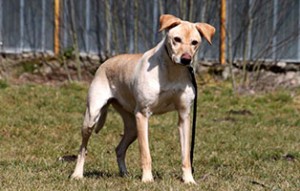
[180,53,192,66]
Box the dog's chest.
[154,87,182,113]
[138,81,194,114]
[133,57,195,115]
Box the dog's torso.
[94,40,195,116]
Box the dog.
[71,14,215,184]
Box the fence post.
[220,0,226,65]
[54,0,60,55]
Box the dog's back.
[96,54,143,111]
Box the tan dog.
[71,14,215,184]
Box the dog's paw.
[142,177,154,183]
[119,171,129,177]
[141,171,154,183]
[182,168,197,184]
[182,171,196,184]
[70,173,83,180]
[183,177,197,184]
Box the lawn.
[0,80,299,190]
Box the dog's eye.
[174,37,182,43]
[191,40,198,46]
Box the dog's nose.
[180,53,192,65]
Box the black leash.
[187,66,197,174]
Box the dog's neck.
[154,37,175,66]
[163,42,173,64]
[151,37,191,82]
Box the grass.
[0,80,299,190]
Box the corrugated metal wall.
[0,0,54,53]
[227,0,300,62]
[0,0,299,62]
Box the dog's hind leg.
[113,103,137,176]
[71,79,111,179]
[71,110,94,179]
[95,103,109,134]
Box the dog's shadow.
[83,170,115,179]
[82,170,175,181]
[86,170,182,181]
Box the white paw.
[183,177,197,184]
[141,171,154,183]
[182,171,196,184]
[70,173,83,180]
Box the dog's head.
[159,14,215,66]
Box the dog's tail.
[94,103,109,134]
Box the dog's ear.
[195,23,216,45]
[159,14,181,32]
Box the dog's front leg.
[178,110,196,184]
[135,111,153,182]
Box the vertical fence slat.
[247,0,253,60]
[20,0,24,52]
[152,0,158,44]
[41,0,46,52]
[298,1,300,60]
[0,0,3,50]
[272,0,278,60]
[63,0,68,50]
[85,0,90,53]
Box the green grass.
[0,81,299,190]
